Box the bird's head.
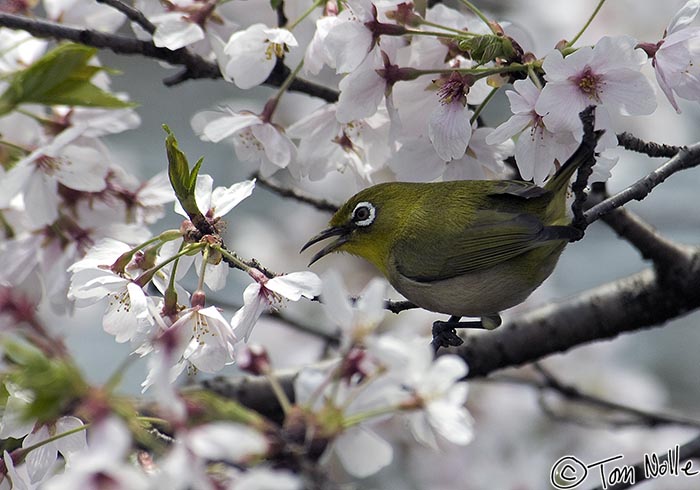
[301,183,409,274]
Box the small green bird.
[301,138,595,349]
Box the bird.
[301,135,596,349]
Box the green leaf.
[163,125,204,219]
[3,339,88,424]
[0,43,134,114]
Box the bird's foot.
[431,314,503,352]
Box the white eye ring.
[352,201,376,227]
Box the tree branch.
[584,143,700,225]
[0,12,339,100]
[95,0,156,33]
[202,246,700,416]
[617,132,683,158]
[253,173,340,213]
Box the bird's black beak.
[300,226,350,266]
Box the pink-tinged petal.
[336,54,386,123]
[324,20,373,73]
[25,171,59,226]
[54,416,87,461]
[266,271,322,301]
[202,260,229,292]
[210,179,255,217]
[232,282,267,342]
[510,78,540,110]
[192,111,260,143]
[188,422,268,462]
[599,69,657,115]
[428,101,472,161]
[536,82,589,133]
[388,138,446,182]
[668,0,700,35]
[55,145,108,192]
[408,411,439,449]
[224,24,277,89]
[320,271,354,331]
[485,114,531,145]
[0,162,31,208]
[334,427,393,478]
[24,425,56,482]
[655,65,682,113]
[153,14,205,50]
[356,278,387,326]
[542,48,592,81]
[588,36,645,73]
[426,397,473,445]
[264,27,297,46]
[250,124,295,168]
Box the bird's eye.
[352,201,376,227]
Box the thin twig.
[584,142,700,225]
[0,12,339,99]
[253,173,340,213]
[570,106,599,236]
[531,363,700,429]
[617,132,683,158]
[95,0,156,33]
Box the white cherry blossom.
[486,78,579,185]
[232,269,322,342]
[192,108,297,178]
[224,24,297,89]
[649,0,700,112]
[536,36,657,134]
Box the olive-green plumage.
[302,141,591,320]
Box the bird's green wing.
[394,207,567,283]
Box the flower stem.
[18,423,91,459]
[567,0,607,47]
[417,18,470,35]
[272,59,305,107]
[214,245,252,273]
[266,372,292,414]
[404,28,466,39]
[470,86,500,124]
[527,65,543,90]
[457,0,496,34]
[287,0,325,31]
[104,354,138,392]
[197,245,209,291]
[134,243,203,287]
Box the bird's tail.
[543,131,600,197]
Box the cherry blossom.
[23,417,86,483]
[192,107,297,178]
[320,270,386,347]
[535,36,657,134]
[173,174,255,291]
[646,0,700,112]
[176,304,238,373]
[67,238,155,344]
[41,417,149,490]
[224,24,298,89]
[486,78,579,185]
[428,73,474,161]
[287,103,391,182]
[232,268,322,341]
[369,336,473,449]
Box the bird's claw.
[431,321,464,351]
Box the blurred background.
[45,0,700,488]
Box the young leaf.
[163,125,204,220]
[0,43,134,115]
